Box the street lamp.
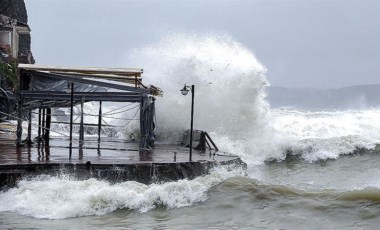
[180,84,195,161]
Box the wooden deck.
[0,133,237,166]
[0,131,245,187]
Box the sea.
[1,33,380,229]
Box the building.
[0,14,33,64]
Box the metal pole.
[79,97,84,147]
[189,85,194,161]
[69,82,74,150]
[98,101,102,143]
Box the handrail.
[204,132,219,151]
[194,131,219,152]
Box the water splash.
[126,32,285,164]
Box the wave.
[271,109,380,162]
[1,166,379,220]
[216,177,380,203]
[0,167,244,219]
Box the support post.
[44,108,51,145]
[98,101,102,143]
[41,108,46,138]
[37,108,41,141]
[69,82,74,152]
[189,85,195,161]
[26,109,32,145]
[79,97,84,147]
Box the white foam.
[0,167,243,219]
[271,109,380,162]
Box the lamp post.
[180,84,195,161]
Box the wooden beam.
[18,64,143,76]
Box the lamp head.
[180,85,189,96]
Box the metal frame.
[15,64,157,152]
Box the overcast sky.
[25,0,380,88]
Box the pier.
[0,133,244,188]
[0,64,245,188]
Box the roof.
[18,63,145,86]
[18,64,143,76]
[17,64,162,109]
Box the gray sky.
[25,0,380,88]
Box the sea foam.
[0,166,244,219]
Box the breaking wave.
[272,109,380,162]
[126,32,284,164]
[3,172,379,220]
[0,167,244,219]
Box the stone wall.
[0,0,34,64]
[0,0,28,24]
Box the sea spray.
[126,32,287,164]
